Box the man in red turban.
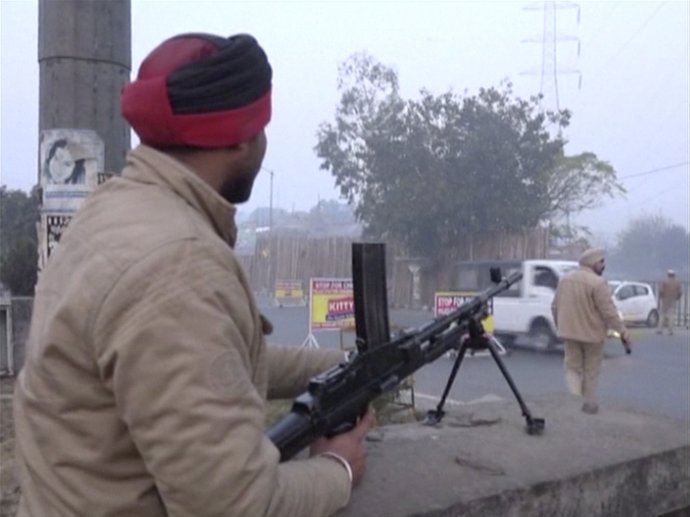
[15,33,372,517]
[122,32,273,203]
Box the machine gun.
[267,243,544,461]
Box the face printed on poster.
[40,129,103,195]
[45,140,88,185]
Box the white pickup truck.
[456,259,579,350]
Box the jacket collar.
[123,145,237,246]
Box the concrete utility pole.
[38,0,131,178]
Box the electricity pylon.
[521,1,581,113]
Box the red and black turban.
[121,33,272,148]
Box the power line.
[599,2,667,72]
[619,161,689,180]
[618,181,685,211]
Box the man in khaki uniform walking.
[657,269,683,336]
[552,248,631,414]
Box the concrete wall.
[339,395,689,517]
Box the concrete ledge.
[338,394,689,517]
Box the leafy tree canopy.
[315,53,624,260]
[546,152,625,218]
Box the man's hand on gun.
[310,408,375,487]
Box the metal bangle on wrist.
[319,451,353,485]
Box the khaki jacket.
[14,145,350,517]
[551,266,626,344]
[659,278,683,309]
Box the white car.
[609,281,659,327]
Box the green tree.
[0,186,40,295]
[610,215,690,280]
[315,53,623,262]
[546,153,625,217]
[546,153,625,244]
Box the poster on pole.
[40,129,104,212]
[38,129,106,270]
[44,214,73,259]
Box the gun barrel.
[413,270,523,344]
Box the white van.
[455,259,579,350]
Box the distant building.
[235,202,363,255]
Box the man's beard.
[219,174,256,205]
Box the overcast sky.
[1,0,688,244]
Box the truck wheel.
[529,320,555,351]
[646,309,659,328]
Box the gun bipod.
[424,318,545,435]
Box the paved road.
[260,302,690,421]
